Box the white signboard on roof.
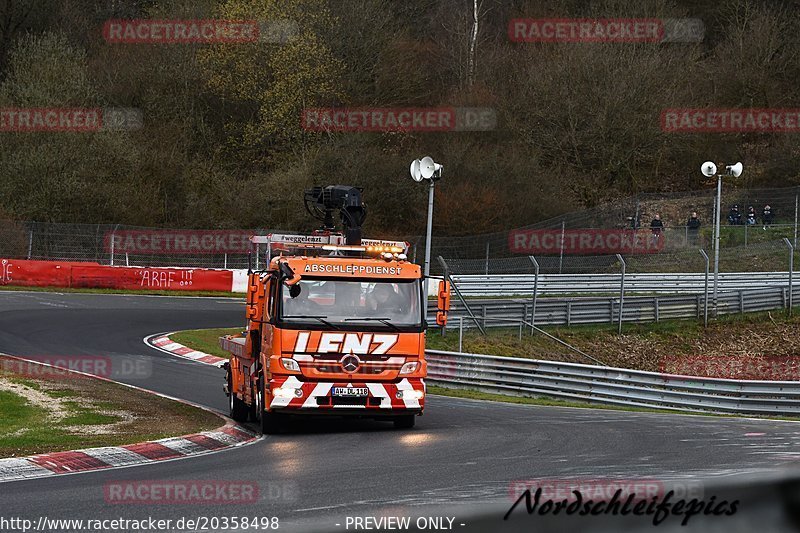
[251,234,338,245]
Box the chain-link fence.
[1,186,797,272]
[0,221,287,269]
[442,238,798,277]
[422,185,800,262]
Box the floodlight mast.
[409,157,443,317]
[701,161,743,314]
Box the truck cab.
[222,233,450,433]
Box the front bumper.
[268,376,425,412]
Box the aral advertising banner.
[104,230,254,255]
[509,229,664,255]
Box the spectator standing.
[650,214,664,242]
[762,205,775,229]
[686,211,701,245]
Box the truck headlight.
[399,361,419,375]
[281,358,300,372]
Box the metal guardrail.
[426,349,800,416]
[452,271,799,296]
[429,286,799,329]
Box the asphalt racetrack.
[1,291,800,532]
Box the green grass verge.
[170,327,242,359]
[0,357,221,458]
[0,285,244,298]
[427,309,800,359]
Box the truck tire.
[393,414,416,429]
[228,380,249,423]
[256,378,283,435]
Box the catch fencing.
[1,185,798,271]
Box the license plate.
[332,387,369,397]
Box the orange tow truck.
[221,186,450,433]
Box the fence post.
[794,189,798,249]
[109,224,120,266]
[528,255,539,334]
[485,241,490,275]
[654,297,659,322]
[616,253,626,334]
[784,238,794,316]
[224,253,228,269]
[558,220,565,274]
[125,253,129,267]
[459,316,463,352]
[26,229,33,260]
[699,249,709,327]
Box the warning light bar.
[365,244,404,254]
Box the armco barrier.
[452,271,799,297]
[0,259,236,292]
[431,286,799,328]
[426,349,800,416]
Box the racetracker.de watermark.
[508,18,704,43]
[0,108,142,132]
[103,19,297,44]
[662,108,800,133]
[103,480,298,504]
[104,230,255,255]
[508,229,665,255]
[659,355,800,380]
[509,478,704,502]
[301,107,496,132]
[0,355,152,380]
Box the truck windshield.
[279,278,422,330]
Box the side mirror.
[436,280,451,326]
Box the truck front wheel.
[228,378,249,423]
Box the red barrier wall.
[1,258,75,287]
[0,259,233,292]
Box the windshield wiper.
[343,317,401,331]
[283,315,340,330]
